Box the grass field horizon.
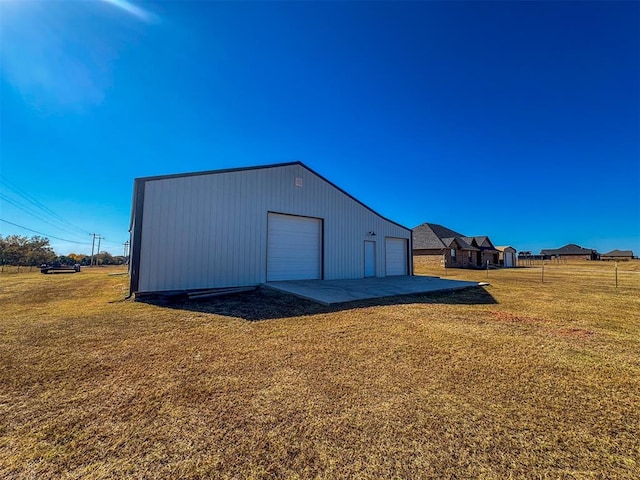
[1,261,639,478]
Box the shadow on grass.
[137,286,497,321]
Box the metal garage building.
[129,162,412,295]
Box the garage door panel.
[267,213,322,281]
[385,237,407,276]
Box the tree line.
[0,235,128,268]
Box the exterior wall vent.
[295,177,303,187]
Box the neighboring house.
[129,162,412,295]
[496,246,517,267]
[600,249,635,261]
[412,223,500,268]
[468,235,500,267]
[540,244,599,260]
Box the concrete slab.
[264,275,480,305]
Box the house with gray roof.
[413,223,501,268]
[600,249,635,261]
[540,244,599,260]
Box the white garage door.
[385,237,408,276]
[267,213,322,281]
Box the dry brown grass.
[1,262,639,479]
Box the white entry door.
[385,237,408,276]
[267,213,322,281]
[364,241,376,277]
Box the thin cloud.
[0,1,157,113]
[100,0,158,23]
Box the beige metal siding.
[137,164,410,292]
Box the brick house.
[469,235,500,266]
[540,244,599,260]
[600,249,635,261]
[413,223,500,268]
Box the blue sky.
[1,0,638,256]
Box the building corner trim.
[129,179,146,295]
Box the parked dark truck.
[40,263,81,274]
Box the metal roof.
[130,161,411,233]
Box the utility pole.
[90,234,97,266]
[95,235,102,266]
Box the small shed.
[496,246,517,267]
[129,162,412,295]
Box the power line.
[0,193,90,239]
[0,174,93,236]
[0,174,92,235]
[89,234,127,249]
[1,220,127,253]
[0,176,130,248]
[100,240,128,248]
[0,219,92,245]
